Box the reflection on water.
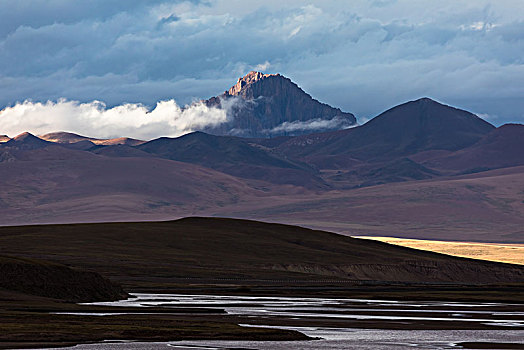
[52,329,524,350]
[49,294,524,349]
[80,293,524,328]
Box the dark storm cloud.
[0,0,185,37]
[0,0,523,138]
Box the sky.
[1,0,523,139]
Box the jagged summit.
[204,72,356,137]
[226,71,280,96]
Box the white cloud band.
[0,99,232,140]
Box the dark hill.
[0,218,521,287]
[138,131,326,188]
[61,139,97,150]
[278,98,495,165]
[204,71,356,137]
[425,123,524,173]
[355,97,494,155]
[0,255,126,302]
[139,132,294,168]
[92,144,155,158]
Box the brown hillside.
[0,218,521,289]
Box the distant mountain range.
[40,132,145,147]
[1,85,523,243]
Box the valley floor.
[355,237,524,265]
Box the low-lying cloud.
[0,98,235,140]
[268,116,356,134]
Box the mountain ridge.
[424,123,524,173]
[137,131,327,188]
[40,131,145,146]
[3,132,53,150]
[276,97,495,163]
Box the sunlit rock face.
[204,71,356,138]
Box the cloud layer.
[0,99,232,140]
[1,0,523,136]
[268,117,356,134]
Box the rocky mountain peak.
[226,71,280,96]
[204,72,356,137]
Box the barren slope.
[0,143,281,226]
[423,124,524,173]
[0,256,125,302]
[224,166,524,243]
[0,218,521,288]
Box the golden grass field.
[355,236,524,265]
